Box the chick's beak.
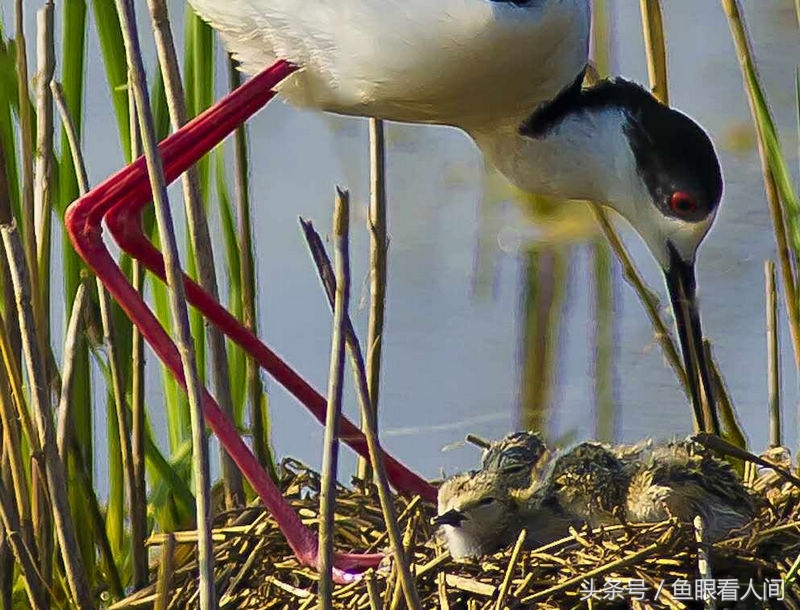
[432,509,467,527]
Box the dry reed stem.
[0,356,30,546]
[765,260,781,446]
[14,0,41,350]
[590,206,689,393]
[692,516,715,610]
[128,88,149,596]
[722,0,800,380]
[301,219,423,610]
[34,2,54,361]
[147,0,244,509]
[360,117,388,481]
[0,479,46,609]
[155,534,177,610]
[113,1,215,607]
[494,529,526,610]
[365,572,383,610]
[703,341,746,450]
[54,78,151,587]
[638,0,669,105]
[318,190,351,607]
[56,281,87,461]
[1,223,94,608]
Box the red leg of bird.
[107,207,434,501]
[100,61,435,502]
[65,60,385,582]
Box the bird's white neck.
[469,107,646,210]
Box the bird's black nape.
[521,76,723,226]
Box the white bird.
[68,0,723,583]
[187,0,722,434]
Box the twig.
[365,572,383,610]
[146,0,244,509]
[318,190,351,608]
[301,219,423,610]
[359,117,388,481]
[113,1,215,607]
[765,260,781,446]
[520,543,659,603]
[229,61,273,475]
[56,282,88,462]
[1,222,95,609]
[638,0,669,104]
[465,434,490,450]
[495,529,527,610]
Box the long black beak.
[663,245,720,434]
[432,509,466,528]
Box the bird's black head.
[619,82,723,228]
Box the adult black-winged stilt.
[66,0,721,580]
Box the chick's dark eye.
[669,191,698,215]
[478,497,496,507]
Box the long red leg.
[101,63,435,502]
[65,61,384,582]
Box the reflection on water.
[10,0,796,483]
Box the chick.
[434,469,521,559]
[625,438,756,540]
[479,431,551,489]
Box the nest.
[111,458,800,609]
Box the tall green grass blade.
[90,0,131,158]
[182,11,215,386]
[215,150,246,421]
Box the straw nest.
[112,457,800,610]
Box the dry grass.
[110,459,800,610]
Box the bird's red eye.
[669,191,698,215]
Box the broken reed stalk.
[34,2,55,358]
[359,117,388,481]
[53,79,150,587]
[765,260,781,447]
[722,0,800,378]
[0,223,95,609]
[300,219,423,610]
[113,1,215,607]
[147,0,244,509]
[365,572,383,610]
[56,281,87,462]
[229,61,273,474]
[154,534,177,610]
[693,515,715,610]
[318,189,351,608]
